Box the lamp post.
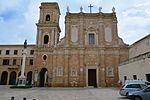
[18,40,27,86]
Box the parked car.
[128,86,150,100]
[125,80,150,85]
[145,81,150,86]
[119,83,147,96]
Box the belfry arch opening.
[40,68,48,87]
[44,35,49,44]
[46,15,50,21]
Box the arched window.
[44,35,49,44]
[46,15,50,21]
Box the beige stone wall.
[129,35,150,58]
[33,47,128,87]
[64,13,120,46]
[119,57,150,84]
[119,35,150,84]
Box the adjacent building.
[119,34,150,84]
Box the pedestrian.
[31,80,34,86]
[118,80,122,87]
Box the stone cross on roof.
[88,4,93,13]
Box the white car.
[125,80,150,85]
[119,83,147,96]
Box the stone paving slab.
[0,86,128,100]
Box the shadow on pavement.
[118,97,129,99]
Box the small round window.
[43,55,47,60]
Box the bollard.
[11,96,14,100]
[23,97,26,100]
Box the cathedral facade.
[0,2,128,87]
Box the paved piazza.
[0,86,128,100]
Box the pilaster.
[63,50,69,86]
[99,50,106,87]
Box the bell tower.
[36,2,61,48]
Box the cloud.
[81,0,101,5]
[0,0,35,44]
[0,17,4,22]
[0,0,20,13]
[0,0,150,45]
[118,1,150,44]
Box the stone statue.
[112,7,115,13]
[24,40,27,48]
[80,6,83,12]
[99,7,102,13]
[67,6,70,13]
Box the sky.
[0,0,150,45]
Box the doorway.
[1,71,8,85]
[88,69,97,87]
[40,68,48,87]
[27,71,32,85]
[146,74,150,82]
[9,71,16,85]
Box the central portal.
[88,69,97,87]
[40,68,48,87]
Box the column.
[18,48,27,86]
[7,71,10,85]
